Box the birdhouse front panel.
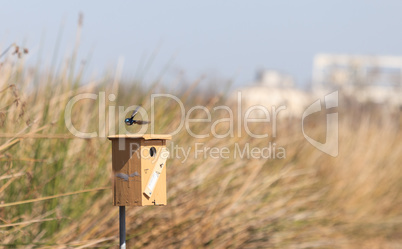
[140,139,168,206]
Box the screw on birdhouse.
[116,172,140,181]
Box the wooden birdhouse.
[107,134,171,206]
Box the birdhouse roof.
[107,134,172,140]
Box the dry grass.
[0,41,401,248]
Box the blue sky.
[1,1,402,87]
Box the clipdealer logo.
[64,91,339,159]
[302,91,338,157]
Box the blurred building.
[231,70,311,118]
[255,70,294,88]
[312,54,402,107]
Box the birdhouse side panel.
[111,139,142,206]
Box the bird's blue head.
[125,118,134,126]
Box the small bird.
[116,172,140,181]
[125,106,150,126]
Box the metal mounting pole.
[119,206,126,249]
